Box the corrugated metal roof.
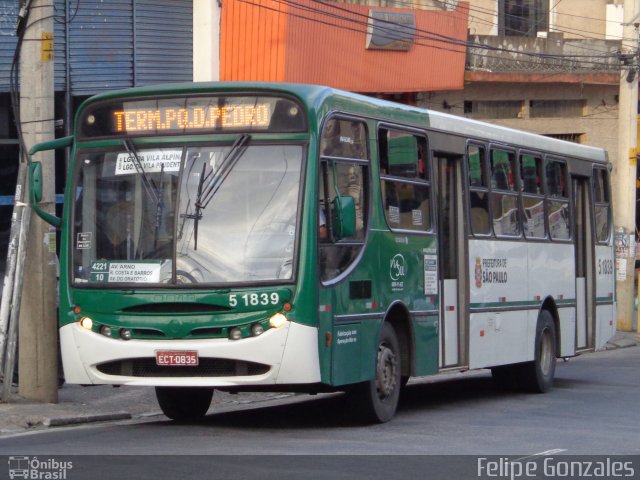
[134,0,193,86]
[54,0,71,92]
[0,1,19,92]
[68,0,134,95]
[285,2,469,92]
[1,0,193,95]
[221,0,287,82]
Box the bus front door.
[573,177,595,351]
[436,154,468,368]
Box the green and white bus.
[29,82,615,423]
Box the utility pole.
[613,0,639,333]
[193,0,221,81]
[18,0,58,402]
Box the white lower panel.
[595,304,616,351]
[59,321,320,386]
[469,311,535,369]
[558,307,576,357]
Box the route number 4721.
[229,292,280,307]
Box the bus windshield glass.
[72,142,302,286]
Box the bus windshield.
[72,142,303,286]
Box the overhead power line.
[385,0,637,49]
[237,0,626,72]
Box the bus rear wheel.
[521,310,557,393]
[348,322,401,423]
[155,386,214,421]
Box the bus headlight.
[269,313,288,329]
[100,325,112,337]
[120,328,132,340]
[79,317,93,330]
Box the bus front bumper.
[59,321,320,387]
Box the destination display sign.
[79,95,306,138]
[112,104,271,133]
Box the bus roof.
[80,81,608,164]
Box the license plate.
[155,350,199,366]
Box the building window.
[500,0,549,37]
[544,133,585,143]
[464,100,523,119]
[530,100,585,118]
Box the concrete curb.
[606,338,639,349]
[43,411,132,427]
[605,331,639,350]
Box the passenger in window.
[469,191,489,234]
[417,140,427,179]
[319,208,328,240]
[493,165,509,190]
[103,201,131,259]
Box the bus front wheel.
[348,322,401,423]
[155,386,213,421]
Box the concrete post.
[613,0,639,333]
[18,0,58,402]
[193,0,221,81]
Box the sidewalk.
[0,385,296,435]
[0,330,638,435]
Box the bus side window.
[521,154,542,194]
[593,168,611,243]
[320,119,367,159]
[490,149,520,237]
[467,145,490,235]
[520,153,546,239]
[545,159,570,240]
[379,128,431,232]
[318,118,369,282]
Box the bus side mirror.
[30,161,43,204]
[28,135,73,229]
[332,195,356,240]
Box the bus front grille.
[96,358,270,377]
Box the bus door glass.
[436,153,465,368]
[318,118,369,282]
[573,176,594,350]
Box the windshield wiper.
[190,134,251,250]
[197,134,250,209]
[123,139,168,257]
[123,139,160,205]
[153,164,165,250]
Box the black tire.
[155,386,214,421]
[520,310,557,393]
[348,323,401,423]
